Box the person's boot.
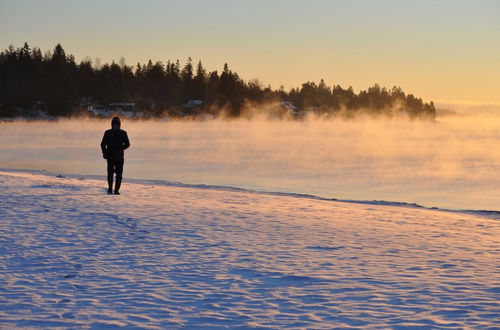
[107,177,113,194]
[114,179,121,195]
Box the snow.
[0,170,498,329]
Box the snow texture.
[0,171,498,329]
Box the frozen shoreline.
[2,167,499,218]
[0,170,498,328]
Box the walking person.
[100,117,130,194]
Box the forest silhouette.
[0,43,436,119]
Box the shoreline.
[2,167,499,220]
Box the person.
[100,117,130,194]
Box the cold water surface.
[1,116,499,210]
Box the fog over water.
[1,115,499,211]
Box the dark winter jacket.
[101,129,130,161]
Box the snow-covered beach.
[0,170,498,329]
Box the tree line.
[0,43,435,118]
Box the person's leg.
[106,159,114,193]
[114,160,124,194]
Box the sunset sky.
[1,0,499,105]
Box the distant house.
[280,101,298,112]
[109,103,135,118]
[182,100,204,109]
[88,102,138,118]
[281,101,305,116]
[181,100,205,115]
[88,105,114,117]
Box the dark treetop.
[0,43,435,119]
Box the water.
[1,116,499,211]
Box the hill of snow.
[0,171,498,328]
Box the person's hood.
[111,117,121,129]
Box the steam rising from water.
[1,115,499,210]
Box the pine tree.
[0,43,436,119]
